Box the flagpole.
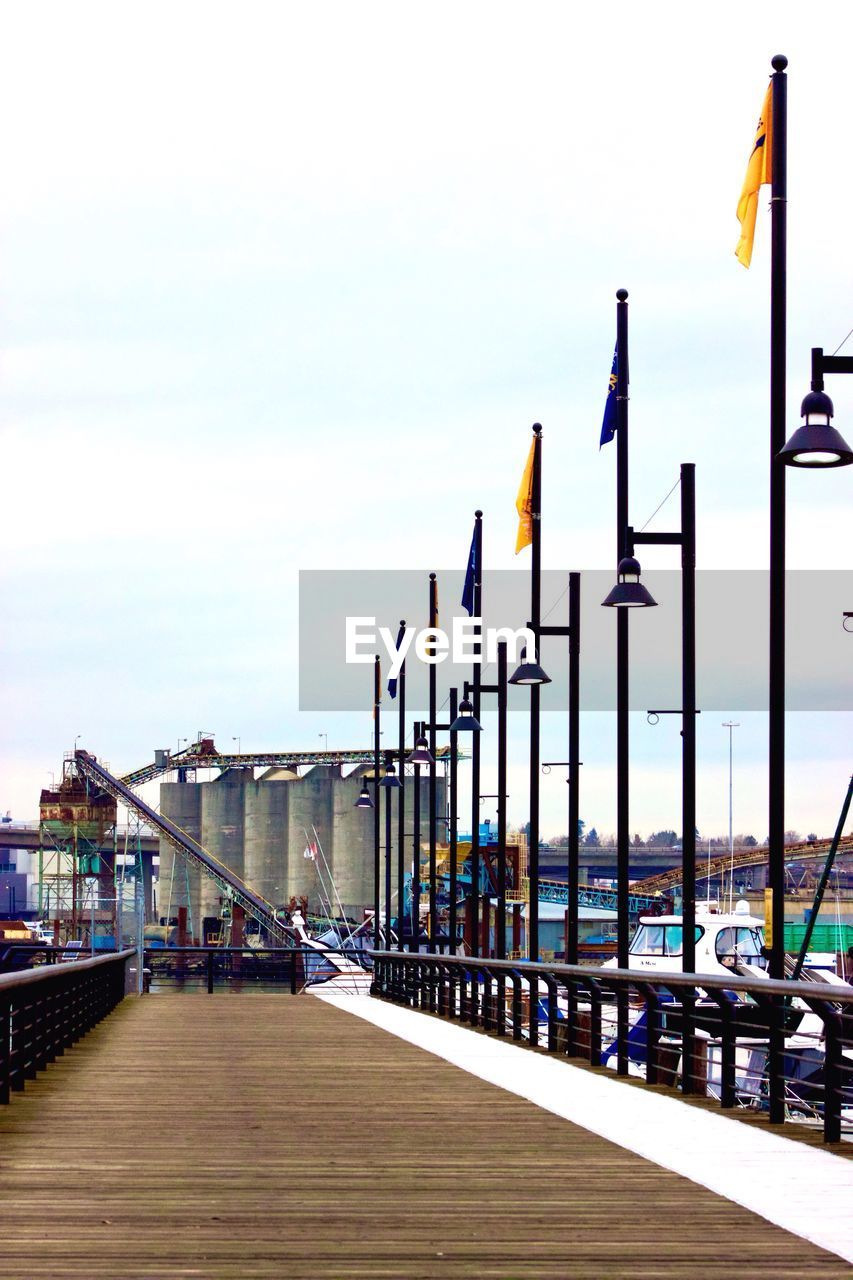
[528,424,543,960]
[470,511,483,957]
[412,719,421,949]
[767,52,788,1124]
[397,629,406,952]
[384,751,393,945]
[496,642,507,959]
[373,654,381,949]
[567,571,581,966]
[615,290,630,1074]
[448,687,459,954]
[428,572,438,952]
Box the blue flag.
[387,622,406,699]
[461,524,477,616]
[599,345,617,448]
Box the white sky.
[1,2,850,840]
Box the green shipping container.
[784,922,853,953]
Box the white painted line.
[313,989,853,1264]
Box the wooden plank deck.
[0,993,848,1279]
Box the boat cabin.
[615,900,767,977]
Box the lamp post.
[468,512,483,955]
[380,754,401,945]
[404,721,432,952]
[604,464,696,1085]
[422,691,481,952]
[428,573,439,952]
[397,622,407,953]
[722,722,739,911]
[373,654,381,948]
[449,688,459,953]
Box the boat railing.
[369,950,853,1145]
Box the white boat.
[590,901,851,1127]
[604,898,845,984]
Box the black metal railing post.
[366,951,853,1144]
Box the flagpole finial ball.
[429,572,436,581]
[532,422,542,434]
[399,619,406,627]
[616,288,628,301]
[772,54,788,71]
[475,509,483,519]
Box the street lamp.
[722,722,740,911]
[508,648,552,685]
[380,756,401,947]
[601,557,658,609]
[604,464,696,956]
[779,349,853,468]
[406,735,434,766]
[449,695,483,733]
[354,782,373,810]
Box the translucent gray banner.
[299,570,852,712]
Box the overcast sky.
[1,2,850,841]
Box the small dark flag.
[387,622,406,699]
[461,525,477,616]
[600,345,617,448]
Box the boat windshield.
[629,924,704,957]
[715,926,766,968]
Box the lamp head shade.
[779,389,853,468]
[406,735,434,766]
[601,556,658,608]
[508,648,552,685]
[354,782,374,809]
[449,695,483,733]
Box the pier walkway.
[0,993,850,1279]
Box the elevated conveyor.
[631,833,853,897]
[120,742,459,788]
[74,750,294,945]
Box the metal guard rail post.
[0,951,134,1105]
[368,950,853,1145]
[141,946,372,995]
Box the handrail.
[368,950,853,1003]
[0,949,137,992]
[0,950,133,1105]
[369,950,853,1143]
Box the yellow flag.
[735,83,773,268]
[514,437,535,554]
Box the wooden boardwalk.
[0,994,848,1279]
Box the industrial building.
[157,763,444,943]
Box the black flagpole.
[767,51,788,1124]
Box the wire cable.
[830,327,853,357]
[638,475,681,533]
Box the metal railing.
[370,951,853,1144]
[144,946,371,994]
[0,950,134,1104]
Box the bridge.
[631,834,853,896]
[1,947,851,1277]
